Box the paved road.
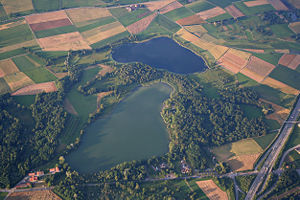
[245,98,300,200]
[278,144,300,169]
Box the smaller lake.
[112,37,207,74]
[66,83,171,173]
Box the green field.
[110,7,152,26]
[253,132,277,149]
[271,40,300,52]
[77,17,116,32]
[34,25,78,38]
[265,119,281,131]
[270,24,295,38]
[0,77,10,94]
[269,65,300,90]
[59,115,83,145]
[32,0,60,12]
[0,3,7,20]
[12,55,36,72]
[13,95,36,106]
[155,14,181,33]
[285,123,300,149]
[136,18,172,40]
[0,192,7,200]
[90,31,130,49]
[240,104,263,119]
[62,0,104,8]
[237,73,259,87]
[78,49,111,65]
[186,1,215,13]
[207,0,240,8]
[252,52,282,66]
[0,24,33,47]
[206,13,233,22]
[233,2,274,15]
[164,7,194,21]
[23,67,57,83]
[27,54,47,66]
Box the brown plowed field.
[227,154,260,171]
[268,0,288,10]
[244,49,265,53]
[30,18,72,32]
[244,0,269,7]
[127,13,157,34]
[225,5,244,18]
[25,10,68,24]
[240,56,275,82]
[143,0,175,11]
[289,21,300,34]
[196,7,226,20]
[11,81,57,96]
[0,59,19,77]
[287,55,300,69]
[7,190,61,200]
[260,98,289,124]
[278,54,300,70]
[159,1,183,14]
[38,32,91,51]
[217,48,251,74]
[176,15,205,25]
[1,0,33,15]
[98,64,114,76]
[196,180,228,200]
[3,72,34,91]
[66,7,112,24]
[262,77,299,95]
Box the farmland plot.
[143,0,175,11]
[244,0,270,7]
[176,15,205,25]
[1,0,33,15]
[4,72,34,91]
[268,0,288,10]
[196,180,228,200]
[29,18,73,32]
[289,22,300,34]
[278,54,300,70]
[11,81,57,95]
[66,7,112,25]
[225,5,244,18]
[7,190,61,200]
[260,98,289,124]
[0,59,19,77]
[127,13,157,34]
[0,19,26,31]
[196,7,227,20]
[159,1,183,14]
[261,77,299,95]
[25,10,68,24]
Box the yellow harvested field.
[278,54,300,70]
[262,77,299,95]
[11,81,57,96]
[64,98,78,115]
[244,0,269,7]
[240,56,275,82]
[66,7,112,24]
[0,19,26,31]
[143,0,175,11]
[159,1,183,14]
[3,72,34,91]
[201,33,225,44]
[25,10,69,24]
[38,32,91,51]
[0,59,19,77]
[260,98,289,124]
[55,72,68,79]
[244,49,265,53]
[82,22,126,45]
[0,40,38,54]
[184,25,207,37]
[7,190,61,200]
[289,22,300,33]
[217,48,251,74]
[127,13,157,34]
[1,0,33,15]
[275,49,290,54]
[196,180,228,200]
[176,28,228,59]
[196,7,226,20]
[228,154,261,171]
[98,64,114,76]
[268,0,288,10]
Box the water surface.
[67,83,171,173]
[112,37,207,74]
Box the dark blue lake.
[112,37,207,74]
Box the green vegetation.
[164,7,194,21]
[237,73,259,87]
[252,52,282,66]
[270,24,294,38]
[240,104,263,119]
[0,78,10,94]
[155,14,181,33]
[27,54,47,66]
[110,7,151,26]
[206,13,233,23]
[285,123,300,149]
[32,0,60,12]
[78,17,116,32]
[13,95,36,106]
[236,175,256,198]
[234,2,274,15]
[271,40,300,52]
[265,119,280,130]
[12,55,36,72]
[253,132,277,149]
[0,24,33,47]
[0,192,7,200]
[207,0,240,8]
[62,0,104,8]
[23,67,57,83]
[269,65,300,90]
[59,115,83,145]
[136,19,172,41]
[187,1,215,13]
[34,25,78,38]
[0,3,7,20]
[90,31,130,49]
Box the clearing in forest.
[0,59,19,77]
[278,54,300,70]
[66,7,112,25]
[259,98,289,124]
[261,77,299,95]
[289,21,300,34]
[37,32,91,51]
[11,81,57,96]
[196,7,226,20]
[176,15,205,25]
[225,5,244,18]
[268,0,288,10]
[244,0,270,7]
[159,1,183,14]
[6,190,61,200]
[1,0,33,15]
[25,10,69,24]
[3,72,34,91]
[126,13,157,34]
[196,180,228,200]
[98,64,114,77]
[217,48,251,74]
[143,0,175,12]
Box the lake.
[66,83,171,173]
[112,37,207,74]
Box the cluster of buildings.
[28,167,60,182]
[126,4,143,12]
[152,162,168,172]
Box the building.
[36,171,44,176]
[28,172,35,177]
[49,167,60,174]
[29,176,38,182]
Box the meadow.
[269,65,300,90]
[34,25,78,38]
[0,24,33,47]
[164,7,194,21]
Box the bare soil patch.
[278,54,300,70]
[11,81,57,96]
[38,32,91,51]
[98,64,114,76]
[176,15,205,25]
[159,1,183,14]
[97,91,113,109]
[289,21,300,34]
[127,13,157,34]
[66,7,111,24]
[259,98,289,124]
[143,0,175,12]
[262,77,299,95]
[30,18,72,32]
[25,10,69,24]
[244,0,270,7]
[64,98,78,115]
[196,7,226,20]
[225,5,244,18]
[0,59,19,77]
[228,153,260,171]
[268,0,288,10]
[54,72,68,79]
[7,190,61,200]
[196,180,228,200]
[1,0,33,15]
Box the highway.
[245,97,300,200]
